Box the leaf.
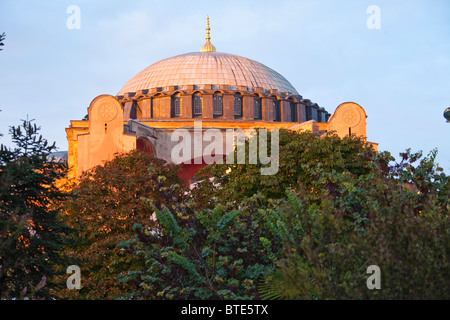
[166,251,204,284]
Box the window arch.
[192,92,202,116]
[290,100,297,122]
[213,92,223,117]
[254,95,262,120]
[171,92,182,117]
[272,98,280,121]
[152,93,164,118]
[234,93,242,119]
[136,137,155,157]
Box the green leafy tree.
[194,130,376,207]
[118,191,280,300]
[0,118,72,299]
[117,130,379,300]
[59,128,448,300]
[58,151,186,299]
[258,150,449,300]
[188,130,449,299]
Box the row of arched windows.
[168,92,303,122]
[170,92,264,120]
[128,93,327,122]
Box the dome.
[117,51,299,96]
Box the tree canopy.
[117,130,449,300]
[57,150,186,299]
[1,124,448,300]
[0,119,72,299]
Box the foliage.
[194,130,376,206]
[0,118,72,299]
[20,125,443,300]
[118,190,281,300]
[258,149,449,300]
[57,151,186,299]
[388,148,449,215]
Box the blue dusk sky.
[0,0,449,170]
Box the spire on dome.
[200,16,216,52]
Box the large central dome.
[118,51,299,96]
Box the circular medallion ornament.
[98,103,118,122]
[341,107,361,127]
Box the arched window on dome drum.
[172,93,182,117]
[317,110,324,122]
[234,93,242,119]
[272,98,280,122]
[290,100,297,122]
[311,107,318,121]
[306,105,312,121]
[192,92,202,116]
[213,92,223,117]
[305,104,318,121]
[298,103,306,122]
[254,96,262,120]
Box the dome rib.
[117,52,298,96]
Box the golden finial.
[206,15,211,41]
[201,15,216,52]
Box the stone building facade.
[66,18,376,182]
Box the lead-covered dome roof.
[117,51,299,96]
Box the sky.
[0,0,449,170]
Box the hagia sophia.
[65,17,376,183]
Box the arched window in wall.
[131,103,137,119]
[234,93,242,119]
[213,92,223,117]
[272,98,280,122]
[192,92,202,116]
[290,100,297,122]
[136,137,155,157]
[311,107,318,121]
[254,95,262,120]
[172,93,182,117]
[124,101,138,120]
[305,104,318,121]
[299,103,306,122]
[152,93,163,118]
[317,110,324,122]
[306,105,312,121]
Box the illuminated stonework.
[98,103,118,122]
[66,18,377,182]
[341,107,361,128]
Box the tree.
[129,129,448,300]
[57,128,449,300]
[58,150,186,299]
[117,130,380,300]
[258,149,449,300]
[0,118,73,299]
[193,130,377,208]
[118,191,280,300]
